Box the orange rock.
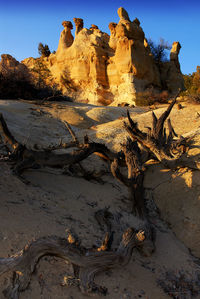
[2,7,184,106]
[73,18,84,35]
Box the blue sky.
[0,0,199,74]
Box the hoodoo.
[4,7,185,105]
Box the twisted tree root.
[0,228,147,298]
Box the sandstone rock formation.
[170,41,181,71]
[90,24,99,30]
[3,7,185,105]
[0,54,35,99]
[73,18,84,35]
[48,7,184,105]
[107,8,161,105]
[160,41,185,94]
[0,54,31,81]
[57,21,74,56]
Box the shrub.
[135,90,169,106]
[60,71,77,91]
[0,66,61,100]
[31,59,52,89]
[38,43,51,57]
[0,72,39,99]
[184,94,200,104]
[0,56,63,100]
[148,38,171,64]
[182,66,200,96]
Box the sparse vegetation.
[183,66,200,94]
[182,66,200,103]
[60,70,77,91]
[0,68,38,99]
[38,42,51,57]
[148,38,171,64]
[32,59,52,89]
[135,90,169,106]
[0,59,63,100]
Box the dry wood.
[0,113,18,151]
[0,113,149,218]
[124,99,200,170]
[0,228,147,298]
[0,113,119,183]
[0,108,159,298]
[111,138,146,217]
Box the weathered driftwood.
[0,110,158,298]
[0,113,18,151]
[0,113,119,183]
[124,100,200,170]
[0,113,148,218]
[0,228,147,298]
[111,138,146,217]
[95,207,155,257]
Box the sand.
[0,99,200,298]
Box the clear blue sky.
[0,0,199,74]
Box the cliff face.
[4,7,185,105]
[0,54,38,99]
[46,22,112,104]
[0,54,31,81]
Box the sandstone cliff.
[2,7,185,105]
[0,54,31,82]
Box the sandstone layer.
[21,7,184,105]
[1,8,185,105]
[0,54,31,82]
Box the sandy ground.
[0,100,200,298]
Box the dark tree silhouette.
[38,42,51,57]
[148,38,171,64]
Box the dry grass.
[135,90,169,106]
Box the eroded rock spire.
[73,18,84,35]
[170,42,181,71]
[57,21,74,55]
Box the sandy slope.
[0,100,200,299]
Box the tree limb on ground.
[124,99,200,170]
[2,97,198,297]
[0,228,148,298]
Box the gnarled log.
[111,138,146,218]
[0,113,18,151]
[0,114,119,183]
[124,99,200,170]
[0,228,146,298]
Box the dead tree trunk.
[0,228,146,298]
[0,110,158,298]
[111,138,146,218]
[0,113,18,151]
[124,100,200,170]
[0,111,165,218]
[0,113,120,183]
